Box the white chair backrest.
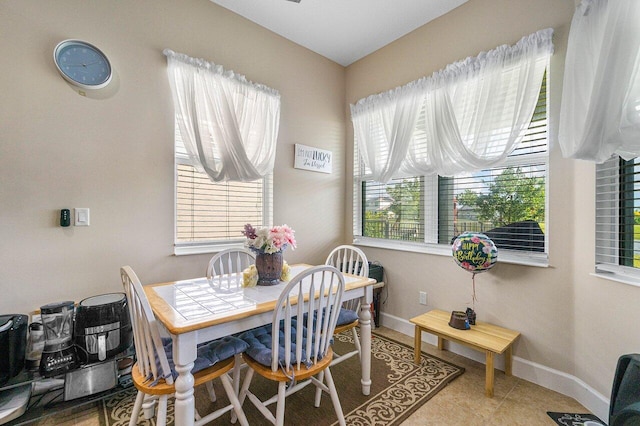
[325,245,369,278]
[270,265,345,372]
[207,248,256,290]
[120,266,173,385]
[326,246,368,312]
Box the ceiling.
[209,0,469,66]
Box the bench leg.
[485,351,495,397]
[413,326,422,364]
[505,346,513,376]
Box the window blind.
[360,177,426,242]
[596,156,640,272]
[175,125,270,248]
[440,75,548,251]
[176,164,265,243]
[438,163,546,251]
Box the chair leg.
[230,353,242,423]
[156,395,168,426]
[238,367,254,408]
[324,368,346,426]
[220,373,249,426]
[205,381,217,402]
[233,354,242,395]
[129,390,145,426]
[142,394,156,420]
[275,381,287,426]
[316,328,359,408]
[313,370,325,407]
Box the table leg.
[437,336,444,351]
[485,351,494,397]
[359,289,372,396]
[505,346,513,376]
[413,326,422,364]
[174,332,197,426]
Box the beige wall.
[346,0,640,399]
[3,0,639,407]
[0,0,345,313]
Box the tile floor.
[26,326,593,426]
[378,327,593,426]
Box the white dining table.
[144,263,376,426]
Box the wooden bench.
[410,309,520,397]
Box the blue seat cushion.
[161,335,248,379]
[336,308,358,326]
[239,318,324,368]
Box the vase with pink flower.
[242,223,297,286]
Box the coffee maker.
[0,314,27,386]
[0,314,30,425]
[39,301,77,377]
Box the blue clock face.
[54,40,112,89]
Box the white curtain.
[351,28,553,182]
[164,49,280,182]
[558,0,640,162]
[350,84,423,183]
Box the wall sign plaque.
[294,144,332,174]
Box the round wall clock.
[53,40,112,90]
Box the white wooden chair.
[325,245,369,363]
[207,248,256,290]
[314,245,369,405]
[206,248,256,399]
[120,266,249,426]
[238,265,347,426]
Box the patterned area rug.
[547,411,605,425]
[99,330,464,426]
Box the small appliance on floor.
[0,314,28,386]
[39,301,77,378]
[62,292,133,401]
[0,314,29,425]
[73,292,132,364]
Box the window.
[354,76,548,264]
[165,50,279,256]
[595,156,640,285]
[174,131,272,255]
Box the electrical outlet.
[419,291,427,305]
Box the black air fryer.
[73,293,132,364]
[0,314,28,386]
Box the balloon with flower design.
[452,232,498,273]
[451,232,498,314]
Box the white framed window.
[353,75,548,266]
[164,50,279,256]
[595,156,640,286]
[174,130,273,256]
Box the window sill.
[353,237,549,268]
[592,267,640,288]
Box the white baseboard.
[379,312,610,423]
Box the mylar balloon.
[452,232,498,273]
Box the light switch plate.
[74,208,90,226]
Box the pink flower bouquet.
[242,224,297,254]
